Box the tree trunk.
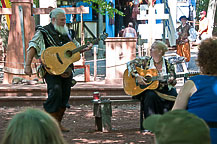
[97,7,104,59]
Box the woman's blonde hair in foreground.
[1,108,66,144]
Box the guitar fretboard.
[70,38,100,55]
[151,72,199,81]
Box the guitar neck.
[70,38,100,54]
[152,72,199,81]
[176,73,187,78]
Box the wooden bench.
[92,99,144,132]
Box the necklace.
[154,58,163,65]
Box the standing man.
[176,16,196,68]
[123,22,137,38]
[198,11,209,40]
[24,8,92,132]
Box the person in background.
[127,41,177,126]
[123,22,137,38]
[1,108,66,144]
[176,15,196,68]
[24,8,92,132]
[198,11,210,40]
[172,38,217,144]
[118,26,125,37]
[143,109,211,144]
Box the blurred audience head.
[143,109,211,144]
[197,38,217,75]
[1,108,66,144]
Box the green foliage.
[0,20,9,50]
[33,0,39,7]
[83,0,124,18]
[196,0,209,20]
[0,0,12,7]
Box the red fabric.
[1,0,11,19]
[1,0,7,8]
[152,0,156,6]
[145,0,156,6]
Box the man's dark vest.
[42,23,72,48]
[37,23,76,71]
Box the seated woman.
[127,41,177,122]
[172,38,217,144]
[1,108,66,144]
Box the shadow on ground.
[0,104,154,144]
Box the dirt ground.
[0,104,154,144]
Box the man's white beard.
[54,23,69,35]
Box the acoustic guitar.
[41,33,108,75]
[123,67,199,96]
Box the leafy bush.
[0,18,9,51]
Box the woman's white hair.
[49,8,65,19]
[152,40,168,55]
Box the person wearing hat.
[176,15,196,68]
[198,10,210,40]
[172,38,217,144]
[143,109,211,144]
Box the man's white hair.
[49,8,65,19]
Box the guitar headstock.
[87,33,108,46]
[99,33,108,41]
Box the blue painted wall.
[60,5,73,23]
[105,0,115,37]
[156,0,162,24]
[76,1,93,22]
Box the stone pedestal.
[105,37,137,84]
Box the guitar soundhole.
[145,76,152,83]
[65,50,72,58]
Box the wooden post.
[94,46,97,81]
[147,1,155,56]
[138,35,142,57]
[80,5,85,75]
[80,6,85,46]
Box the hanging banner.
[1,0,11,30]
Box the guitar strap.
[154,90,176,101]
[67,33,73,41]
[37,25,58,47]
